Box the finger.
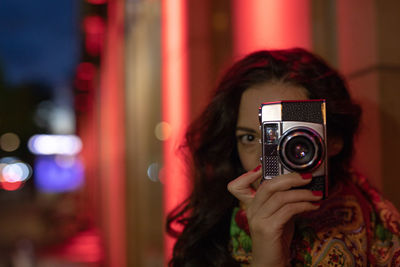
[251,172,313,211]
[268,201,320,230]
[256,189,323,219]
[227,165,262,205]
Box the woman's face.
[236,82,309,173]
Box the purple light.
[34,155,84,193]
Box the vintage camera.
[259,100,328,198]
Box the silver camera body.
[259,100,328,198]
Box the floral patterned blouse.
[230,173,400,266]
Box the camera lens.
[285,136,315,165]
[279,128,323,172]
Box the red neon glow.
[76,62,96,81]
[85,0,107,4]
[98,0,126,266]
[162,0,189,263]
[75,62,96,92]
[83,16,106,57]
[39,228,104,262]
[84,16,106,35]
[1,181,23,191]
[232,0,311,58]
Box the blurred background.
[0,0,399,266]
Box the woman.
[166,48,400,266]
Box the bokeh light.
[77,62,96,81]
[34,101,76,133]
[147,162,161,182]
[34,100,54,129]
[2,162,32,182]
[0,157,32,191]
[75,62,97,92]
[34,155,84,193]
[155,122,172,141]
[28,134,82,155]
[50,107,76,134]
[0,132,21,152]
[85,0,107,4]
[1,181,23,191]
[83,15,106,57]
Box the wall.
[335,0,400,208]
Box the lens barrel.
[279,128,323,172]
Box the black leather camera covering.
[282,101,324,123]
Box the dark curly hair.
[166,48,362,266]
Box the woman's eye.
[237,134,257,145]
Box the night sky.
[0,0,81,88]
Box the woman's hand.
[227,166,322,267]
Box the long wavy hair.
[166,48,362,266]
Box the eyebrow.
[236,126,257,133]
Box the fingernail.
[312,201,321,206]
[312,190,323,197]
[300,173,312,179]
[252,165,261,172]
